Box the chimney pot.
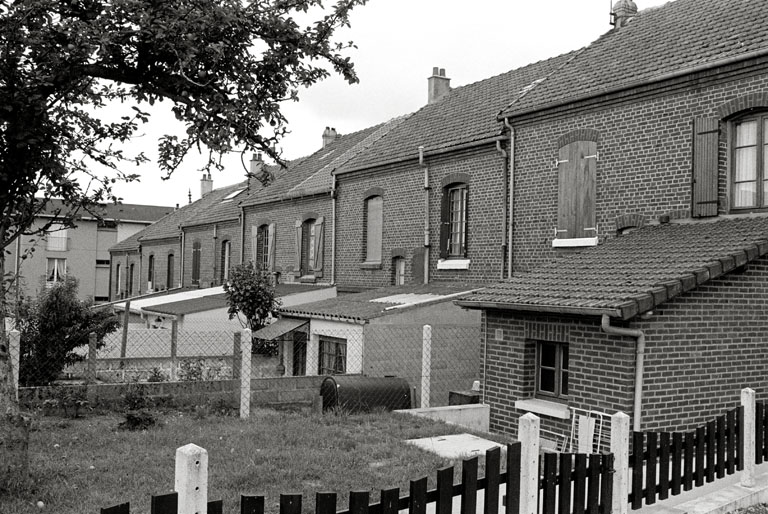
[427,66,451,105]
[432,66,439,75]
[439,68,446,77]
[612,0,638,28]
[322,126,340,148]
[200,172,213,197]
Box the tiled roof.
[335,52,575,173]
[109,229,143,252]
[280,282,483,323]
[36,198,173,223]
[456,216,768,320]
[500,0,768,118]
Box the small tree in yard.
[16,277,120,386]
[223,262,281,355]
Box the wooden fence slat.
[208,499,224,514]
[705,421,716,483]
[659,432,670,500]
[645,432,657,505]
[408,479,427,514]
[380,487,400,514]
[241,495,265,514]
[683,431,694,491]
[600,453,614,514]
[559,454,573,514]
[630,432,644,509]
[350,491,370,514]
[280,493,302,514]
[763,402,768,460]
[573,454,587,514]
[150,492,178,514]
[671,432,683,496]
[542,453,558,514]
[437,466,454,514]
[694,426,705,487]
[738,405,745,471]
[461,456,478,514]
[716,415,726,478]
[727,409,736,474]
[101,503,130,514]
[757,402,765,465]
[506,442,521,514]
[317,492,338,514]
[484,447,501,514]
[587,454,601,514]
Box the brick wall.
[182,220,241,288]
[242,196,332,283]
[141,239,181,293]
[511,69,768,273]
[110,251,142,299]
[335,145,507,290]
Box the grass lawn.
[1,407,512,514]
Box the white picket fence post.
[518,412,540,514]
[741,387,756,488]
[611,411,630,514]
[420,324,431,408]
[240,329,252,419]
[175,443,208,514]
[9,329,20,401]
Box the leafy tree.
[223,262,281,355]
[16,277,120,386]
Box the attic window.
[222,189,245,202]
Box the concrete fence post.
[240,329,252,419]
[119,300,130,369]
[610,411,630,514]
[518,412,540,514]
[170,321,178,381]
[86,332,97,384]
[421,324,432,409]
[232,331,241,380]
[742,387,756,488]
[9,329,20,401]
[175,443,208,514]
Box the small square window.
[537,341,569,398]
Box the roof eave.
[454,299,625,319]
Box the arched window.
[364,195,383,264]
[221,240,232,282]
[115,263,122,296]
[191,241,201,285]
[255,225,269,270]
[731,113,768,210]
[128,263,135,295]
[393,256,405,286]
[439,182,468,258]
[300,218,316,276]
[147,254,155,289]
[166,254,175,289]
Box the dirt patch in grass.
[1,407,511,514]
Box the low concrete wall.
[397,404,490,432]
[19,375,325,411]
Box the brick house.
[455,0,768,438]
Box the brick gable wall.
[335,145,507,290]
[140,239,181,292]
[484,254,768,438]
[511,70,768,273]
[182,221,241,288]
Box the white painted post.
[741,387,756,488]
[9,329,20,401]
[611,412,630,514]
[577,415,596,453]
[518,413,541,514]
[240,329,252,419]
[174,443,208,514]
[421,324,432,408]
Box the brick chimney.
[200,172,213,197]
[428,67,451,105]
[250,152,273,186]
[611,0,638,28]
[322,126,339,148]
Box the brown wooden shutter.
[250,225,258,263]
[691,117,720,218]
[439,189,450,259]
[557,141,596,239]
[267,223,276,272]
[293,220,302,274]
[312,217,324,276]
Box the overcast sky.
[111,0,673,208]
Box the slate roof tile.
[456,216,768,319]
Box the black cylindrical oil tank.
[320,375,411,413]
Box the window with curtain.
[220,240,231,282]
[318,336,347,375]
[46,258,66,284]
[364,196,383,263]
[732,115,768,209]
[46,224,68,251]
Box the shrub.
[223,262,281,355]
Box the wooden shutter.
[557,141,596,239]
[313,217,324,275]
[691,118,720,217]
[439,190,450,259]
[294,220,302,273]
[267,223,276,272]
[250,225,258,263]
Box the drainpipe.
[601,314,646,431]
[495,140,508,280]
[503,119,515,279]
[331,175,337,285]
[239,208,245,265]
[419,146,430,285]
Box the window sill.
[552,237,598,248]
[515,398,570,419]
[437,258,470,270]
[360,262,382,270]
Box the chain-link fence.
[12,319,482,410]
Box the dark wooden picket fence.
[753,401,768,464]
[628,406,743,510]
[538,452,614,514]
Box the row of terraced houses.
[108,0,768,439]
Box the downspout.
[239,207,245,265]
[482,312,488,404]
[503,119,515,278]
[419,146,429,284]
[495,140,508,280]
[601,314,646,431]
[331,175,337,285]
